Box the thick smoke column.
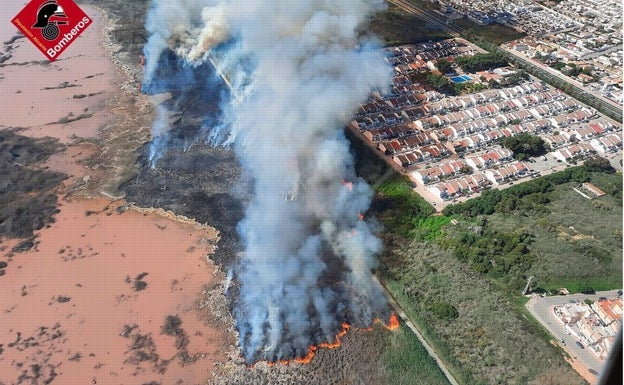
[143,0,393,363]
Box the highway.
[525,290,621,379]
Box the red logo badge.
[11,0,92,61]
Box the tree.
[461,165,474,174]
[579,286,595,294]
[584,156,615,173]
[503,133,549,159]
[161,315,183,336]
[430,302,459,320]
[455,52,508,72]
[436,58,453,74]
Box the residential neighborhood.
[435,0,623,105]
[349,38,622,207]
[554,297,622,361]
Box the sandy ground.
[1,3,232,384]
[565,357,597,385]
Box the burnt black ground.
[0,130,65,241]
[122,141,244,269]
[85,1,395,383]
[120,46,245,270]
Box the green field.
[454,18,526,46]
[442,165,623,295]
[368,4,451,46]
[366,157,621,385]
[381,323,451,385]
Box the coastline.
[0,3,234,384]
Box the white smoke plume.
[147,104,172,167]
[143,0,393,363]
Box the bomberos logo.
[12,0,92,61]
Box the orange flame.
[257,314,399,366]
[385,312,400,331]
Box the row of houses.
[429,173,491,200]
[542,124,615,147]
[353,82,605,150]
[384,39,483,75]
[425,161,530,200]
[551,143,598,163]
[410,148,516,185]
[355,108,603,152]
[363,116,618,161]
[410,160,531,201]
[418,101,595,131]
[549,133,622,163]
[388,143,451,167]
[411,159,470,185]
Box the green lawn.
[373,175,436,238]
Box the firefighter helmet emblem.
[32,0,68,41]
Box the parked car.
[599,296,607,301]
[576,341,584,349]
[588,368,598,375]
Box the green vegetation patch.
[373,175,435,238]
[455,51,509,73]
[502,133,550,160]
[442,163,621,294]
[367,4,451,46]
[381,323,451,385]
[373,160,618,384]
[454,18,526,46]
[429,302,459,320]
[413,215,451,241]
[381,246,586,385]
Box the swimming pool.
[450,74,472,83]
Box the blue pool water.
[450,75,472,83]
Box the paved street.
[500,46,623,119]
[526,290,621,379]
[388,0,623,121]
